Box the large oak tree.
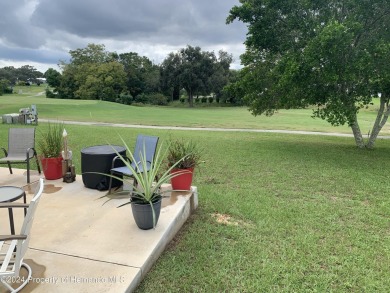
[161,46,232,107]
[228,0,390,148]
[57,44,126,101]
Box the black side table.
[81,145,126,191]
[0,186,27,234]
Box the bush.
[117,92,133,105]
[149,93,168,106]
[201,97,207,103]
[45,89,57,99]
[208,96,214,103]
[134,93,149,104]
[16,81,28,86]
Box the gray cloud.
[0,45,69,64]
[0,0,247,72]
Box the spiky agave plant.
[109,136,190,228]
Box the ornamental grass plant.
[37,122,63,158]
[166,138,201,169]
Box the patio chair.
[0,178,44,292]
[108,135,159,194]
[0,128,41,184]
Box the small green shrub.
[149,93,168,106]
[45,89,57,99]
[134,93,149,104]
[117,92,133,105]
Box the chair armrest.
[26,147,37,158]
[0,234,27,241]
[0,203,29,209]
[135,161,152,173]
[111,155,131,168]
[0,147,8,158]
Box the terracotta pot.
[170,167,194,191]
[41,157,63,180]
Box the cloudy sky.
[0,0,247,73]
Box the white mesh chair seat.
[0,178,44,292]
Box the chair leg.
[6,161,12,174]
[0,262,31,292]
[35,153,41,174]
[0,278,13,292]
[108,171,114,194]
[27,158,30,184]
[133,177,138,190]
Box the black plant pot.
[131,198,162,230]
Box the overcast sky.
[0,0,247,73]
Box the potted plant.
[166,138,201,191]
[109,137,190,230]
[37,122,64,180]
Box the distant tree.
[74,62,126,101]
[143,64,161,94]
[16,65,43,83]
[0,79,11,95]
[180,46,216,107]
[0,66,17,84]
[209,50,233,100]
[118,52,160,98]
[68,43,114,65]
[57,43,126,100]
[227,0,390,148]
[221,69,242,104]
[160,52,182,102]
[44,68,62,88]
[0,65,43,85]
[161,46,219,107]
[56,63,77,99]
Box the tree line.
[0,44,239,106]
[42,44,239,107]
[0,65,44,95]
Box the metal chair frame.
[108,135,159,194]
[0,128,41,183]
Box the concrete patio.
[0,167,198,292]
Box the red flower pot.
[41,157,63,180]
[170,167,194,191]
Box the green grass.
[1,85,389,135]
[1,88,390,291]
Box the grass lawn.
[0,88,389,291]
[1,85,390,135]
